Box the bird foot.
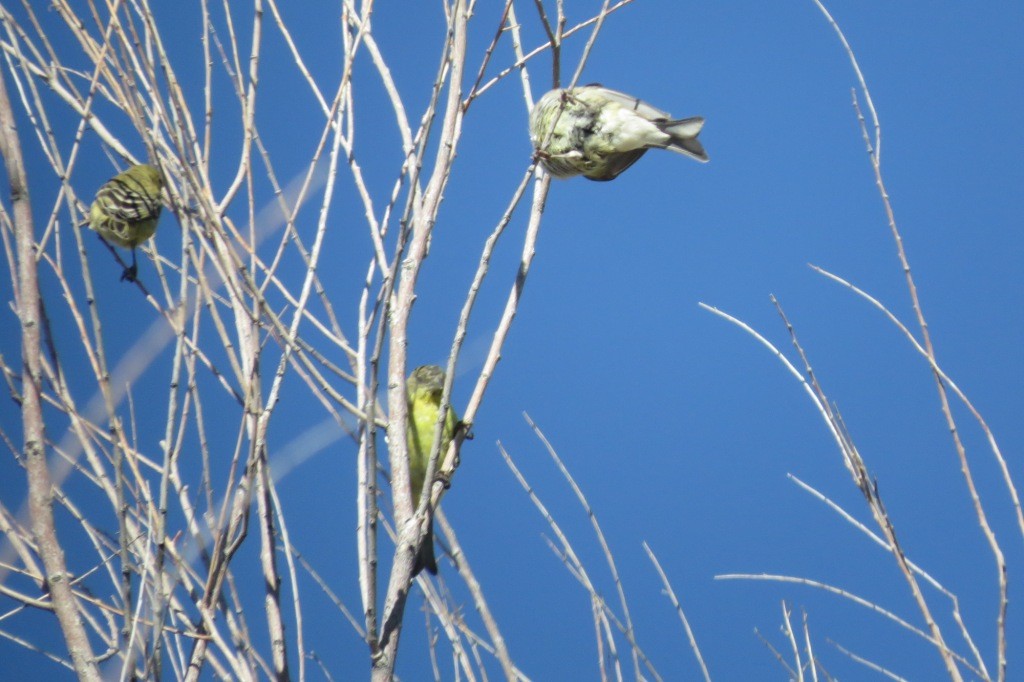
[434,469,453,490]
[120,264,139,283]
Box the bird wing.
[578,84,672,121]
[584,149,648,181]
[98,178,161,223]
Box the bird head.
[407,365,446,400]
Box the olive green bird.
[88,163,164,282]
[405,365,460,577]
[529,84,708,181]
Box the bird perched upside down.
[88,163,164,282]
[529,84,708,181]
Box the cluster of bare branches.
[0,0,1017,680]
[0,0,639,678]
[698,2,1021,679]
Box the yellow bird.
[88,163,164,281]
[530,85,708,181]
[405,365,460,576]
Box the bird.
[405,365,460,577]
[87,163,164,282]
[529,84,708,181]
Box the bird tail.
[412,518,438,577]
[661,116,708,162]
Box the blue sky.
[1,1,1022,679]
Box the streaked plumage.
[405,365,459,577]
[88,163,164,281]
[529,84,708,181]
